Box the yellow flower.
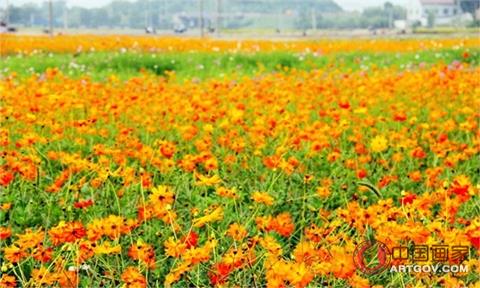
[193,207,224,228]
[370,135,388,153]
[149,185,175,205]
[94,241,121,255]
[164,237,187,258]
[316,187,330,198]
[0,203,11,210]
[251,191,274,206]
[194,173,222,186]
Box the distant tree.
[8,3,44,26]
[7,0,409,31]
[384,1,393,28]
[427,10,435,27]
[458,0,480,21]
[292,0,343,30]
[364,5,406,29]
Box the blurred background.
[1,0,479,36]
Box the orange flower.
[15,229,44,249]
[348,273,370,288]
[78,240,96,263]
[33,246,53,263]
[356,169,368,179]
[57,271,79,288]
[293,241,317,264]
[411,146,427,159]
[216,186,238,199]
[31,266,55,286]
[3,245,26,263]
[86,215,135,240]
[270,213,295,237]
[316,186,330,198]
[0,172,14,186]
[450,175,472,201]
[329,246,355,279]
[0,227,11,240]
[121,267,147,288]
[49,221,86,245]
[286,262,314,288]
[0,275,16,287]
[164,237,187,258]
[408,170,422,182]
[128,240,156,269]
[226,223,248,241]
[159,141,176,158]
[263,155,281,169]
[204,157,218,171]
[73,199,94,209]
[209,263,233,286]
[305,224,330,243]
[182,231,199,249]
[393,111,407,122]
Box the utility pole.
[5,0,9,24]
[311,9,317,33]
[144,0,149,28]
[276,9,281,34]
[388,8,393,29]
[48,0,53,36]
[63,5,68,30]
[145,10,148,28]
[199,0,204,37]
[163,0,167,29]
[215,0,222,37]
[384,2,393,29]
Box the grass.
[1,48,479,81]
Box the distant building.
[407,0,462,26]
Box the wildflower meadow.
[0,36,479,287]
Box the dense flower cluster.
[0,48,478,287]
[0,35,479,55]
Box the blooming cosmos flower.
[370,135,388,153]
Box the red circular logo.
[353,240,391,275]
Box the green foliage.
[427,10,436,28]
[468,19,480,27]
[295,3,406,30]
[1,48,478,81]
[459,0,480,21]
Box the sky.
[335,0,407,11]
[11,0,409,11]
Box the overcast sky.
[12,0,409,11]
[336,0,407,11]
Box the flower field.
[0,36,479,287]
[1,35,479,55]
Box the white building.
[407,0,462,26]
